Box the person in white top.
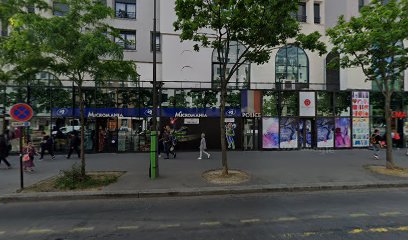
[198,133,210,160]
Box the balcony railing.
[314,17,321,24]
[296,15,307,23]
[115,11,136,19]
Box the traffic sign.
[10,103,33,122]
[11,122,31,127]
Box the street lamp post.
[150,0,159,179]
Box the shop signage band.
[52,108,242,118]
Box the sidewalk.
[1,149,408,201]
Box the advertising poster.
[317,118,334,148]
[299,92,316,117]
[352,118,370,147]
[299,119,312,148]
[280,118,298,148]
[352,91,369,117]
[262,118,279,149]
[335,118,351,148]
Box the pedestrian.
[198,133,210,160]
[98,127,105,152]
[371,129,382,160]
[66,133,80,159]
[158,127,165,158]
[39,132,55,160]
[0,136,12,169]
[23,141,37,172]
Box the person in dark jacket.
[0,136,11,169]
[371,129,382,160]
[40,132,55,160]
[66,133,80,159]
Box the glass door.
[243,118,259,150]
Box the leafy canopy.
[327,0,408,95]
[2,0,137,85]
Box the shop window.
[262,91,278,116]
[212,41,250,89]
[275,45,309,90]
[115,0,136,19]
[317,92,334,116]
[115,30,136,50]
[335,92,351,116]
[187,90,218,108]
[280,91,298,116]
[370,92,385,116]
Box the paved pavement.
[1,148,408,200]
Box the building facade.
[1,0,408,153]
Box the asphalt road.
[1,189,408,240]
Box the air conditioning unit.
[284,81,294,90]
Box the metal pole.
[150,0,159,178]
[19,126,24,190]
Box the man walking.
[0,135,12,169]
[40,132,55,160]
[371,129,382,160]
[67,133,80,159]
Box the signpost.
[10,103,33,190]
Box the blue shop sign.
[52,108,241,118]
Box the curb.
[1,182,408,203]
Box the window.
[116,31,136,50]
[275,45,309,89]
[115,0,136,19]
[359,0,365,11]
[296,2,307,22]
[150,32,160,52]
[27,5,35,13]
[53,2,69,16]
[326,51,340,91]
[314,3,320,24]
[212,41,250,89]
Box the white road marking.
[240,219,261,223]
[70,227,94,232]
[160,224,180,228]
[117,226,139,230]
[200,221,221,226]
[379,211,401,217]
[27,229,53,234]
[275,217,298,222]
[350,213,369,218]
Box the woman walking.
[23,141,37,172]
[198,133,210,160]
[0,136,11,169]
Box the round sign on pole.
[10,103,34,122]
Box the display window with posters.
[317,118,334,148]
[335,118,351,148]
[279,117,298,149]
[262,117,279,149]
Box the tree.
[327,0,408,169]
[174,0,326,175]
[3,0,138,176]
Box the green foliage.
[263,91,278,116]
[188,90,218,108]
[55,163,119,190]
[327,0,408,96]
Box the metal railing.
[115,11,136,19]
[314,17,321,24]
[296,15,307,22]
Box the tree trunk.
[384,93,395,169]
[78,87,86,177]
[220,87,228,175]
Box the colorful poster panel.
[299,119,312,148]
[280,117,298,148]
[352,91,369,117]
[335,118,351,148]
[352,118,370,147]
[262,118,279,149]
[317,118,334,148]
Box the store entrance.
[299,118,314,149]
[243,118,260,150]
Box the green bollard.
[150,131,158,179]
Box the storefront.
[4,81,407,153]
